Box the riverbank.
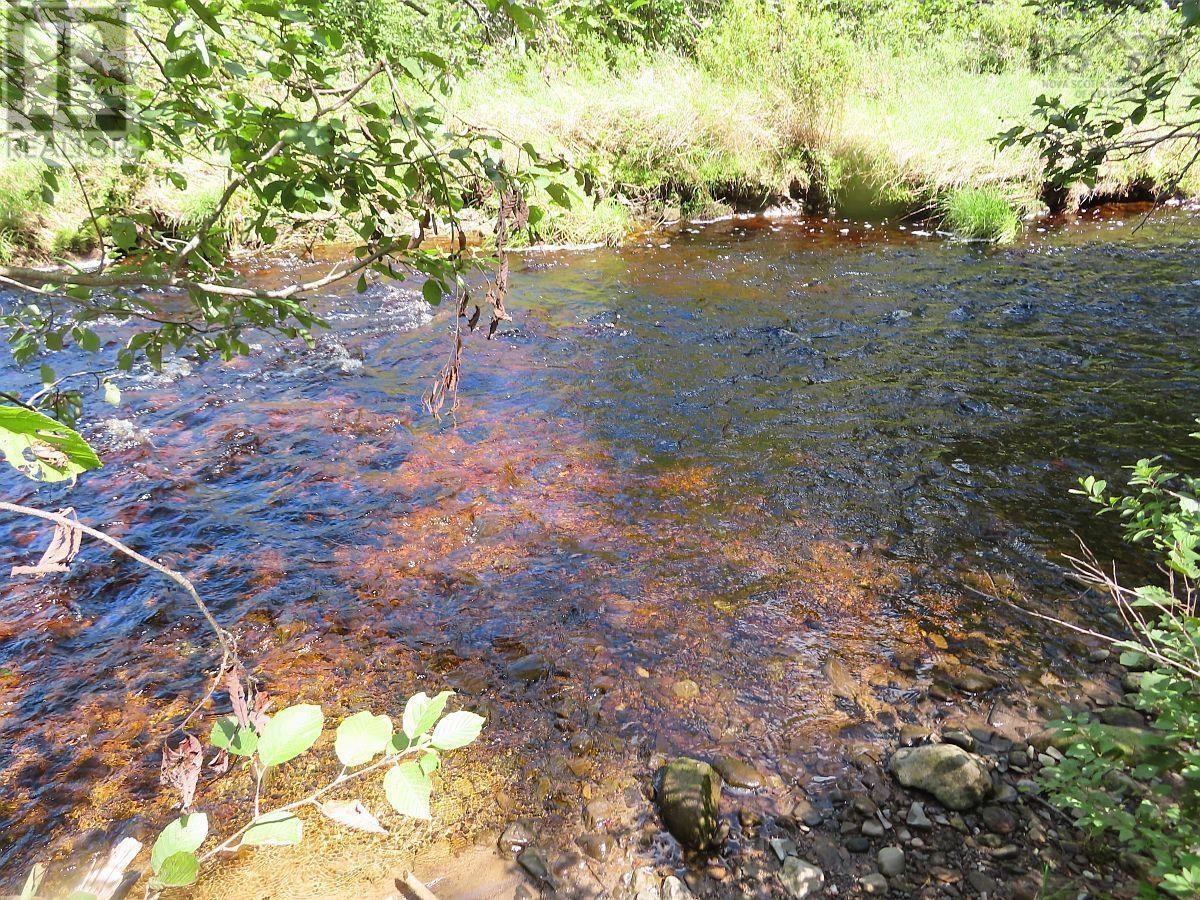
[0,0,1194,262]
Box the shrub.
[696,0,852,119]
[1039,424,1200,896]
[940,186,1019,242]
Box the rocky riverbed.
[473,644,1152,899]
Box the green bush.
[940,186,1019,241]
[1041,425,1200,896]
[696,0,852,116]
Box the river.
[1,206,1198,895]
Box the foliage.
[696,0,852,117]
[0,0,572,447]
[144,690,484,889]
[1041,423,1200,896]
[997,0,1200,198]
[940,186,1020,242]
[0,406,102,482]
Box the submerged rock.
[779,857,825,898]
[509,654,550,682]
[712,755,764,789]
[656,757,723,849]
[935,663,1000,693]
[891,744,992,810]
[673,679,700,700]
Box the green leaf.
[383,760,432,820]
[155,852,199,888]
[242,810,303,846]
[0,405,102,482]
[430,710,485,751]
[257,704,324,767]
[102,380,121,406]
[183,0,224,34]
[151,813,209,872]
[110,217,137,250]
[210,715,259,756]
[421,279,443,305]
[402,691,452,740]
[335,711,394,767]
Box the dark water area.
[1,206,1198,890]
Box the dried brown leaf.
[10,507,81,578]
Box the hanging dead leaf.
[10,507,81,578]
[160,733,203,810]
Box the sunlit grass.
[942,186,1021,242]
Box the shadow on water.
[0,204,1198,891]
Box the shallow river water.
[1,206,1198,894]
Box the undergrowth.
[0,0,1190,257]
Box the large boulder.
[890,744,992,810]
[656,757,722,849]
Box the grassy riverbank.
[0,0,1193,259]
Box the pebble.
[846,836,871,853]
[576,831,610,861]
[860,873,889,894]
[878,845,905,876]
[862,820,885,837]
[771,837,798,861]
[980,806,1015,835]
[906,801,932,830]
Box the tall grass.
[0,0,1187,258]
[941,186,1021,242]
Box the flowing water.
[1,206,1199,893]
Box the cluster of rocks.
[488,645,1156,897]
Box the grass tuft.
[941,186,1021,242]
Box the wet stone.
[846,836,871,853]
[509,654,550,682]
[576,831,611,861]
[499,820,536,851]
[713,754,764,789]
[656,757,722,850]
[899,724,928,747]
[518,847,554,886]
[943,730,976,751]
[936,663,1000,693]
